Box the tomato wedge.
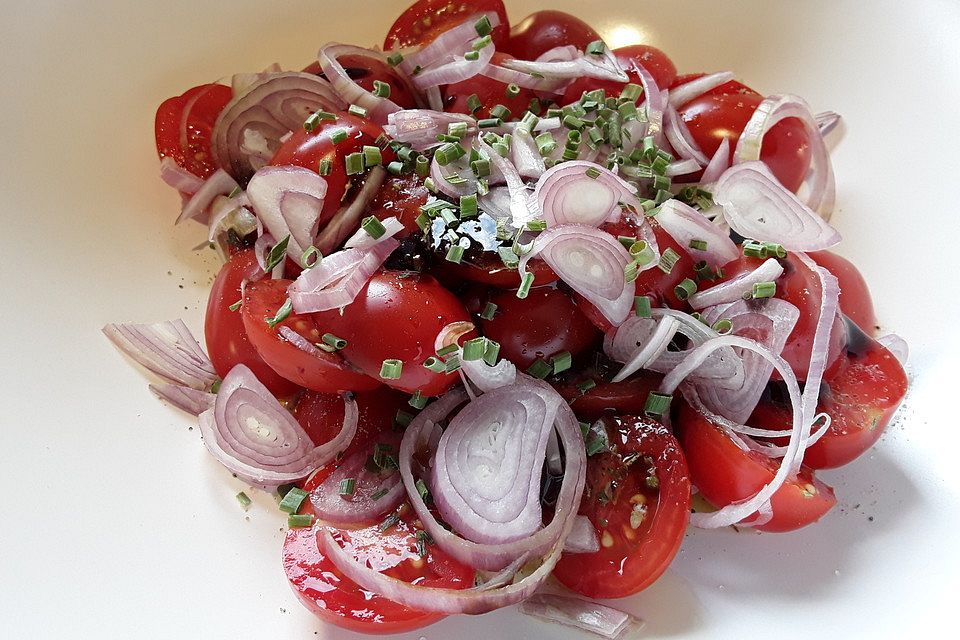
[384,0,509,50]
[154,83,233,179]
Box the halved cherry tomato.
[438,253,558,289]
[204,249,301,397]
[444,53,539,119]
[368,173,430,237]
[155,83,233,179]
[313,271,471,395]
[269,112,393,224]
[556,370,663,421]
[241,278,380,392]
[562,44,678,104]
[302,56,418,110]
[480,287,600,369]
[384,0,509,50]
[553,415,690,597]
[504,10,601,61]
[751,323,908,469]
[677,399,836,532]
[810,250,877,335]
[670,72,758,99]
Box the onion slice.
[149,383,215,416]
[198,364,357,486]
[877,333,909,366]
[384,109,476,151]
[314,166,388,254]
[668,71,735,107]
[699,137,730,185]
[318,44,401,124]
[611,316,680,383]
[246,166,327,266]
[664,105,708,164]
[687,257,784,310]
[103,320,217,389]
[159,157,203,194]
[500,50,628,82]
[288,237,398,313]
[520,594,645,639]
[308,442,405,525]
[344,216,404,250]
[563,516,601,554]
[177,169,240,225]
[534,161,639,228]
[655,199,739,267]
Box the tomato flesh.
[504,10,601,61]
[368,173,430,238]
[562,44,678,104]
[556,371,664,422]
[384,0,509,50]
[444,53,539,119]
[155,83,233,179]
[437,253,558,289]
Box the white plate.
[2,1,959,638]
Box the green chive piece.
[586,432,608,456]
[506,83,521,98]
[360,215,386,239]
[674,278,698,301]
[414,154,429,177]
[585,166,601,179]
[228,299,242,312]
[330,128,348,144]
[477,117,502,129]
[480,301,498,321]
[443,353,461,373]
[689,239,708,251]
[644,392,672,418]
[387,52,404,66]
[338,478,356,496]
[265,298,293,328]
[618,101,638,121]
[409,390,428,410]
[386,161,404,176]
[436,344,459,357]
[439,208,458,225]
[624,260,640,283]
[348,104,368,118]
[462,337,487,361]
[344,152,365,175]
[629,240,655,266]
[551,351,573,375]
[393,411,414,429]
[434,142,465,166]
[445,244,465,264]
[482,339,500,366]
[535,132,557,156]
[423,356,446,373]
[236,491,252,510]
[562,114,586,131]
[370,488,390,501]
[322,333,347,350]
[642,135,656,160]
[423,176,436,192]
[447,121,469,139]
[635,295,652,318]
[318,158,333,176]
[459,193,479,218]
[585,40,606,55]
[498,246,520,269]
[372,80,391,98]
[415,212,431,231]
[712,318,733,334]
[465,92,483,113]
[379,359,404,380]
[288,514,315,528]
[472,34,493,50]
[577,379,597,394]
[763,242,787,259]
[658,247,681,274]
[464,50,480,61]
[363,145,383,167]
[750,281,777,299]
[265,235,291,272]
[490,104,512,121]
[526,219,547,232]
[278,487,309,514]
[527,358,552,379]
[474,14,493,36]
[516,271,535,299]
[654,188,673,206]
[620,83,643,103]
[618,235,637,248]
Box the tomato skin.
[384,0,509,50]
[562,44,678,104]
[444,53,539,119]
[553,415,690,598]
[810,250,877,335]
[437,254,558,289]
[314,271,471,395]
[295,386,409,459]
[679,91,811,193]
[269,113,392,224]
[368,173,430,238]
[677,400,836,532]
[241,278,380,393]
[504,10,601,61]
[302,56,417,110]
[480,287,600,369]
[670,73,759,101]
[155,83,233,179]
[204,249,301,397]
[556,371,663,421]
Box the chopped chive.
[577,379,597,394]
[386,160,404,176]
[397,146,417,162]
[228,186,242,199]
[644,392,672,418]
[409,390,428,409]
[750,281,777,299]
[361,215,386,239]
[586,432,608,456]
[363,145,383,167]
[480,301,498,320]
[436,344,459,357]
[445,244,465,263]
[278,487,309,514]
[372,80,391,98]
[472,34,493,50]
[414,154,429,177]
[460,193,478,218]
[379,359,404,379]
[378,513,400,532]
[654,188,673,205]
[518,111,540,134]
[236,491,251,510]
[461,337,487,361]
[620,83,643,103]
[477,117,502,129]
[585,40,606,55]
[344,152,364,175]
[551,351,572,374]
[635,295,652,318]
[288,514,315,528]
[318,158,333,176]
[412,65,422,75]
[228,299,242,312]
[689,238,709,251]
[348,104,368,118]
[482,339,500,366]
[516,271,535,299]
[464,50,480,61]
[712,318,733,334]
[528,97,542,113]
[370,488,390,501]
[527,358,552,379]
[322,333,347,350]
[562,114,586,131]
[424,176,436,192]
[617,101,638,121]
[674,278,698,301]
[423,357,446,373]
[265,298,293,328]
[448,121,469,139]
[474,14,493,36]
[493,142,509,157]
[585,166,601,179]
[330,128,348,144]
[763,242,787,259]
[618,235,637,248]
[652,174,671,193]
[498,246,520,269]
[629,240,655,266]
[466,93,482,113]
[490,104,512,121]
[265,235,291,272]
[624,260,640,283]
[338,478,356,496]
[526,219,547,231]
[443,353,461,373]
[642,135,656,160]
[415,212,431,232]
[434,142,465,165]
[387,52,404,66]
[505,83,521,98]
[535,132,557,156]
[658,247,681,274]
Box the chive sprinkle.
[361,215,386,239]
[750,281,777,299]
[379,513,400,533]
[265,235,290,272]
[472,34,493,50]
[689,238,709,251]
[644,392,672,418]
[634,295,652,318]
[318,158,333,176]
[445,244,465,263]
[527,358,552,379]
[236,491,251,510]
[288,514,315,528]
[228,299,242,312]
[265,299,293,328]
[658,247,681,274]
[480,301,498,320]
[338,478,356,496]
[516,271,535,299]
[506,83,520,98]
[387,52,403,66]
[577,379,597,393]
[379,359,403,379]
[409,390,428,409]
[363,145,382,167]
[474,14,493,36]
[585,40,606,55]
[330,128,348,144]
[466,93,483,113]
[461,337,487,361]
[278,487,309,514]
[490,104,512,121]
[322,333,347,350]
[370,488,390,501]
[483,339,500,366]
[348,104,368,118]
[551,351,572,375]
[344,152,364,175]
[712,318,733,334]
[674,278,698,301]
[436,344,459,357]
[372,80,391,98]
[464,50,480,61]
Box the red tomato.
[444,53,539,119]
[204,249,301,397]
[809,250,877,335]
[283,501,473,634]
[269,112,392,224]
[384,0,509,50]
[677,400,836,532]
[562,44,678,104]
[480,287,600,369]
[553,415,690,597]
[314,271,471,395]
[751,325,908,469]
[438,253,558,289]
[504,10,601,60]
[241,278,380,392]
[368,173,429,237]
[670,72,759,100]
[679,91,812,193]
[556,371,663,421]
[155,83,233,178]
[302,56,417,110]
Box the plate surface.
[2,1,958,638]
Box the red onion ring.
[877,333,909,366]
[245,166,327,266]
[230,63,283,98]
[500,50,628,83]
[534,161,640,228]
[668,71,735,107]
[287,237,398,313]
[562,515,601,554]
[159,157,203,194]
[520,594,645,639]
[631,64,664,146]
[412,42,496,90]
[103,320,217,389]
[343,215,404,250]
[816,110,842,137]
[511,128,546,179]
[308,439,405,525]
[177,169,240,225]
[610,315,680,383]
[687,257,784,310]
[206,196,257,246]
[198,364,357,487]
[714,161,841,251]
[314,166,387,254]
[399,12,501,75]
[318,44,401,124]
[699,137,731,185]
[476,136,531,228]
[384,109,477,151]
[655,199,739,268]
[149,383,215,416]
[664,105,708,165]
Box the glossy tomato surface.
[810,250,878,335]
[303,55,417,110]
[384,0,509,50]
[295,386,409,459]
[438,253,558,289]
[556,370,664,421]
[504,10,601,60]
[444,53,539,119]
[553,415,690,598]
[155,83,233,178]
[562,44,678,104]
[368,173,430,238]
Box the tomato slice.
[204,249,301,397]
[504,10,601,61]
[810,250,878,335]
[553,415,690,598]
[241,278,380,392]
[154,83,233,179]
[444,53,539,119]
[677,400,836,532]
[437,254,558,289]
[368,173,430,238]
[556,371,664,422]
[562,44,678,104]
[384,0,510,50]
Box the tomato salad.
[107,1,910,636]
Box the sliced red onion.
[149,383,215,416]
[288,238,398,313]
[212,72,344,182]
[664,105,708,165]
[177,169,239,225]
[611,316,680,383]
[431,384,560,545]
[344,216,404,250]
[478,186,513,222]
[877,333,909,366]
[480,63,569,94]
[207,196,259,251]
[314,166,387,254]
[699,137,730,185]
[400,12,501,74]
[632,64,664,145]
[511,129,546,179]
[246,166,327,266]
[253,232,276,273]
[563,516,601,554]
[520,594,645,639]
[500,50,628,83]
[665,158,701,177]
[318,44,401,124]
[276,325,325,359]
[668,71,735,107]
[159,157,203,194]
[308,442,404,525]
[231,63,283,97]
[103,320,217,389]
[714,162,841,250]
[199,364,357,486]
[534,161,639,227]
[412,42,496,90]
[645,309,744,387]
[430,154,479,198]
[734,94,836,218]
[460,355,517,393]
[521,225,636,326]
[687,257,784,310]
[655,199,739,268]
[384,109,476,151]
[816,110,842,137]
[477,136,532,228]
